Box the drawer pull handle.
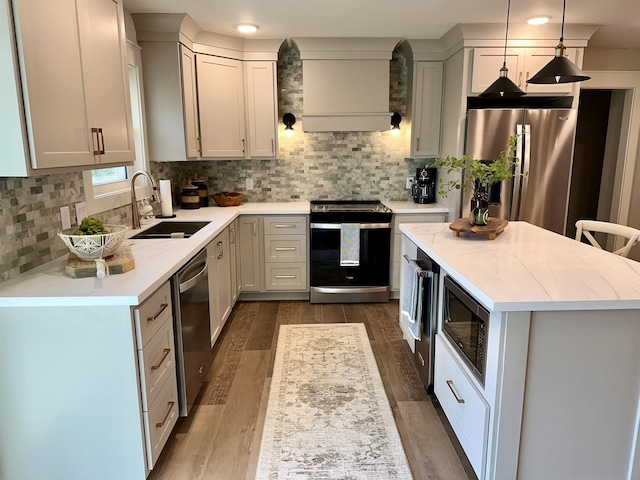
[147,303,169,322]
[446,380,465,404]
[156,401,175,428]
[275,247,297,251]
[275,275,297,279]
[151,348,171,370]
[273,224,296,228]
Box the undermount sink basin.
[131,221,210,239]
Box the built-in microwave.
[441,275,489,384]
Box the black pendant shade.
[526,43,591,84]
[480,65,526,98]
[527,0,590,85]
[479,0,525,99]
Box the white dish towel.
[401,260,424,340]
[340,223,360,266]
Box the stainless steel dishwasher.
[172,248,212,416]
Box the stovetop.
[310,200,392,223]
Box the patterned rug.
[256,323,413,479]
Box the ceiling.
[122,0,640,49]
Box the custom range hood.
[293,38,401,132]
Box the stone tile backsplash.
[0,44,430,282]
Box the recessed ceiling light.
[527,16,551,25]
[237,24,259,33]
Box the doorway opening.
[566,88,628,244]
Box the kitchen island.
[400,221,640,480]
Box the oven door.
[310,222,390,287]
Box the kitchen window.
[82,42,150,215]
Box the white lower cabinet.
[391,212,447,294]
[208,227,233,346]
[435,334,489,478]
[133,281,179,471]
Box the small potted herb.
[434,135,525,225]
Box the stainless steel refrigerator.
[464,108,578,235]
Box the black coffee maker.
[411,167,437,204]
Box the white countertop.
[400,221,640,312]
[0,201,449,308]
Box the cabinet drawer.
[264,235,307,263]
[263,216,307,235]
[434,335,489,478]
[138,316,176,411]
[265,263,307,290]
[143,367,179,469]
[134,282,172,349]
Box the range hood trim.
[301,113,392,132]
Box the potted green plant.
[434,134,525,226]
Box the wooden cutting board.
[65,246,135,278]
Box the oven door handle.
[179,259,208,293]
[310,222,391,229]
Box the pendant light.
[479,0,525,98]
[527,0,590,84]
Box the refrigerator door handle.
[519,124,531,220]
[511,125,524,220]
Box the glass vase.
[469,184,489,226]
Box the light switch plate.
[75,202,88,225]
[246,178,254,190]
[60,206,71,230]
[406,176,413,189]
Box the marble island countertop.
[0,200,446,307]
[400,221,640,312]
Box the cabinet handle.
[217,241,223,259]
[155,401,175,428]
[242,138,245,153]
[275,275,297,279]
[91,128,100,155]
[403,254,410,263]
[98,128,105,155]
[518,71,523,88]
[446,380,465,404]
[416,138,420,151]
[252,221,257,236]
[151,348,171,370]
[271,139,274,154]
[197,137,202,154]
[147,303,169,322]
[524,71,530,91]
[275,247,296,251]
[230,227,236,244]
[273,224,296,228]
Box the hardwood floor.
[148,300,476,480]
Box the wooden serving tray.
[449,217,508,240]
[65,246,135,278]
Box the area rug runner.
[256,323,413,479]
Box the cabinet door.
[238,216,261,292]
[471,48,523,95]
[196,54,246,158]
[11,0,94,169]
[411,62,444,158]
[77,0,134,165]
[245,61,278,158]
[521,47,579,95]
[180,45,200,158]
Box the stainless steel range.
[310,200,392,303]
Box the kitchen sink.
[130,221,210,239]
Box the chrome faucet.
[130,170,161,229]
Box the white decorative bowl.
[58,225,128,259]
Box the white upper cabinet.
[244,61,278,158]
[2,0,133,176]
[471,47,580,95]
[196,54,246,158]
[180,45,201,158]
[410,61,444,158]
